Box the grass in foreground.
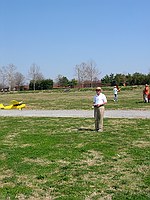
[0,117,150,199]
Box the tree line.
[101,72,150,86]
[0,62,149,91]
[0,63,54,91]
[0,61,101,90]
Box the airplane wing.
[0,103,4,109]
[10,100,22,105]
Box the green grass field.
[0,87,150,199]
[0,117,150,200]
[0,86,150,110]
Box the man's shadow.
[136,101,147,103]
[78,128,95,131]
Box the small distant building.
[14,85,29,91]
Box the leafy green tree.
[101,72,150,86]
[68,78,78,88]
[101,73,115,85]
[57,75,69,87]
[146,73,150,84]
[126,73,132,85]
[114,74,126,86]
[131,72,144,85]
[29,79,53,90]
[40,79,53,89]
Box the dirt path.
[0,109,150,118]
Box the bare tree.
[15,72,25,90]
[75,62,87,87]
[86,60,101,87]
[0,66,7,90]
[5,64,17,91]
[75,60,101,87]
[28,63,44,91]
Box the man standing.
[113,86,118,102]
[143,84,149,103]
[93,87,107,132]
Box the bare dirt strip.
[0,109,150,118]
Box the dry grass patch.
[132,140,150,148]
[23,158,53,166]
[16,175,54,200]
[0,169,14,181]
[80,150,104,166]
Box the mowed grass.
[0,117,150,199]
[0,86,150,110]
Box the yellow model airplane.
[0,100,26,110]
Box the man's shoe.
[96,129,103,132]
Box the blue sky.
[0,0,150,81]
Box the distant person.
[113,86,118,102]
[148,93,150,103]
[143,84,149,103]
[93,87,107,132]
